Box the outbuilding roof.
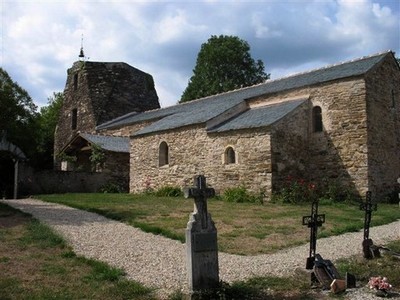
[61,133,130,154]
[80,133,129,153]
[96,51,393,136]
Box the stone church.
[55,51,400,200]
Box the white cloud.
[1,0,399,108]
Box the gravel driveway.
[1,198,399,299]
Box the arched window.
[159,141,169,167]
[312,106,323,132]
[225,146,236,164]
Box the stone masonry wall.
[55,61,160,166]
[238,77,370,198]
[365,55,400,200]
[270,100,310,190]
[130,125,272,197]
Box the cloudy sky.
[1,0,399,109]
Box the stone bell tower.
[54,49,160,167]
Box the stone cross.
[303,199,325,269]
[184,175,215,229]
[184,175,219,294]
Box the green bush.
[272,176,316,204]
[98,182,123,193]
[154,186,183,197]
[222,186,263,204]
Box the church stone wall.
[270,101,310,190]
[308,78,369,197]
[130,126,272,197]
[365,56,400,200]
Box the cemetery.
[1,46,399,299]
[1,180,399,299]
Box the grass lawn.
[0,202,155,300]
[2,198,399,299]
[37,193,400,255]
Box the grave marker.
[302,199,325,269]
[359,191,379,259]
[184,175,219,293]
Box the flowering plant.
[368,276,392,291]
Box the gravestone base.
[186,212,219,292]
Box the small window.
[71,108,78,130]
[225,147,236,164]
[159,141,169,166]
[73,73,78,91]
[391,89,395,109]
[312,106,323,132]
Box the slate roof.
[208,99,307,133]
[80,133,129,153]
[96,51,392,136]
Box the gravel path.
[1,198,399,299]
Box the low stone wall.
[17,167,119,196]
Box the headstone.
[302,199,325,269]
[184,175,219,293]
[359,191,379,259]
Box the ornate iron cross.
[184,175,215,229]
[359,191,377,240]
[303,200,325,269]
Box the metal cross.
[359,191,377,240]
[184,175,215,229]
[303,200,325,269]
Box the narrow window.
[71,108,78,130]
[391,89,395,109]
[225,146,236,164]
[73,73,78,91]
[159,141,169,166]
[312,106,323,132]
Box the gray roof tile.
[80,133,129,153]
[98,51,390,136]
[208,99,307,133]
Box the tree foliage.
[180,35,269,103]
[0,68,63,170]
[0,68,38,160]
[35,92,63,169]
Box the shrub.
[99,182,123,193]
[222,186,263,204]
[272,176,316,204]
[154,186,183,197]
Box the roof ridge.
[175,50,392,105]
[264,50,392,85]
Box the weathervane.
[79,34,85,60]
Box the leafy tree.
[180,35,269,103]
[35,92,63,169]
[0,67,38,160]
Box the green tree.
[180,35,269,103]
[35,92,63,169]
[0,67,38,160]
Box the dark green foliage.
[0,68,38,151]
[35,92,63,169]
[222,186,263,204]
[180,35,269,103]
[99,182,124,193]
[154,186,183,197]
